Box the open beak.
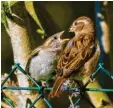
[68,28,71,32]
[59,31,65,39]
[59,31,70,43]
[62,38,70,43]
[68,25,74,32]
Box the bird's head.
[69,16,94,35]
[43,31,69,49]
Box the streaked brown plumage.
[49,16,100,98]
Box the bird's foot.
[41,81,47,87]
[60,79,71,91]
[71,91,80,98]
[68,94,80,108]
[89,75,95,83]
[68,104,80,108]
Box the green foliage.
[36,29,45,35]
[1,1,9,30]
[25,1,46,38]
[9,1,18,7]
[1,1,19,30]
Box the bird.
[49,16,100,98]
[25,31,69,87]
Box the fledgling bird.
[49,16,100,98]
[25,31,69,86]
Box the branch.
[82,78,113,108]
[2,1,47,108]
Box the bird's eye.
[54,36,57,40]
[74,22,78,25]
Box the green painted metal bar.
[3,86,113,92]
[15,63,40,88]
[25,74,40,88]
[46,74,54,83]
[83,65,101,88]
[1,66,17,87]
[2,86,81,91]
[85,88,113,92]
[73,63,103,107]
[44,98,52,108]
[68,88,80,91]
[99,63,113,80]
[2,97,15,108]
[74,96,81,106]
[2,86,52,91]
[1,62,113,108]
[29,94,43,108]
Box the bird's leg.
[41,80,47,87]
[68,80,81,97]
[60,79,71,91]
[68,95,75,108]
[68,80,80,108]
[89,75,95,83]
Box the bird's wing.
[25,46,42,72]
[49,33,95,98]
[83,40,100,76]
[49,76,67,98]
[57,33,95,77]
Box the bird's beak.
[59,31,65,39]
[59,31,70,42]
[68,28,71,32]
[68,27,74,32]
[62,38,70,43]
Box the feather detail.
[25,47,42,72]
[49,76,67,98]
[50,16,100,99]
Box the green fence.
[1,63,113,108]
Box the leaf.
[1,2,9,30]
[9,1,18,7]
[25,1,45,35]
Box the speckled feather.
[49,16,100,98]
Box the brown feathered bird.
[25,31,69,86]
[49,16,100,98]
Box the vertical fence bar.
[95,1,104,62]
[95,1,106,86]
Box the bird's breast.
[29,50,57,81]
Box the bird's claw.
[89,75,95,83]
[41,81,47,87]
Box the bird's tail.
[49,76,67,98]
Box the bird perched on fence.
[25,31,69,87]
[49,16,100,98]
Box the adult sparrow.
[49,16,100,98]
[25,31,69,86]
